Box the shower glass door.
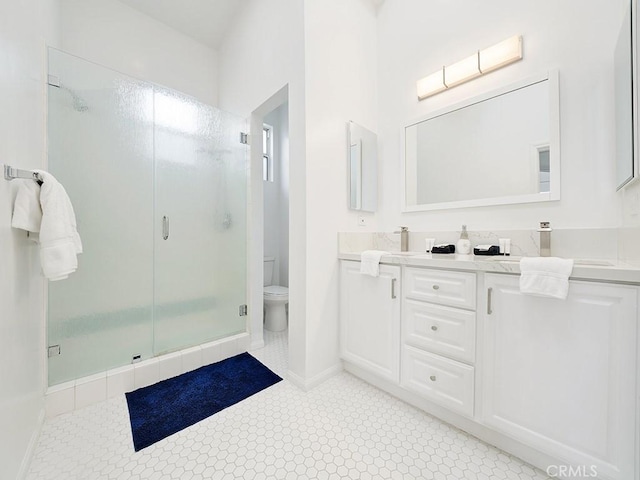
[47,48,247,386]
[153,88,247,354]
[47,49,155,385]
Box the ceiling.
[118,0,385,51]
[117,0,247,50]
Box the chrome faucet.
[394,226,409,252]
[538,221,552,257]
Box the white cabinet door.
[340,261,401,382]
[482,274,637,480]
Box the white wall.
[217,0,307,371]
[277,104,290,286]
[264,103,290,287]
[377,0,628,232]
[263,114,281,285]
[58,0,218,106]
[0,1,59,477]
[303,0,378,381]
[219,0,377,385]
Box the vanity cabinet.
[339,261,401,382]
[482,273,638,480]
[401,267,476,417]
[339,258,639,480]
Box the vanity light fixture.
[417,35,523,100]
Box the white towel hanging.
[360,250,388,277]
[11,179,42,233]
[36,170,82,281]
[11,170,82,281]
[519,257,574,300]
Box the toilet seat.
[264,285,288,297]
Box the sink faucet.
[394,226,409,252]
[538,221,552,257]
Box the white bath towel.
[360,250,388,277]
[11,179,42,233]
[519,257,574,300]
[35,171,82,281]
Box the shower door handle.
[162,216,169,240]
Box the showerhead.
[60,85,89,112]
[71,93,88,112]
[67,88,88,112]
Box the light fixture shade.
[444,53,481,88]
[417,68,446,100]
[416,35,523,101]
[479,35,523,74]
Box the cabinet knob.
[432,285,440,290]
[430,375,436,382]
[431,325,438,331]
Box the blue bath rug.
[125,352,282,451]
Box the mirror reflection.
[348,121,377,212]
[615,2,635,189]
[404,73,559,211]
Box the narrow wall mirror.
[403,71,560,211]
[615,0,637,190]
[348,121,377,212]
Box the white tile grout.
[27,329,550,480]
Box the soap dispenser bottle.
[456,225,472,255]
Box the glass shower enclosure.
[47,48,248,386]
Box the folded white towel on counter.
[519,257,574,300]
[360,250,388,277]
[11,179,42,233]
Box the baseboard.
[249,339,265,350]
[286,363,343,391]
[17,407,45,480]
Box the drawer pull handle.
[162,216,170,240]
[430,375,436,381]
[431,325,438,331]
[432,285,440,290]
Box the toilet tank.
[264,257,275,286]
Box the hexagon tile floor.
[27,330,551,480]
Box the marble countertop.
[338,252,640,284]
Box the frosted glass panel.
[47,49,154,385]
[153,88,247,354]
[47,49,248,386]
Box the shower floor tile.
[27,330,550,480]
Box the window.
[263,124,274,182]
[538,147,550,193]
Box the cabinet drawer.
[401,346,474,417]
[403,299,475,364]
[404,267,476,309]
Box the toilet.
[264,257,288,331]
